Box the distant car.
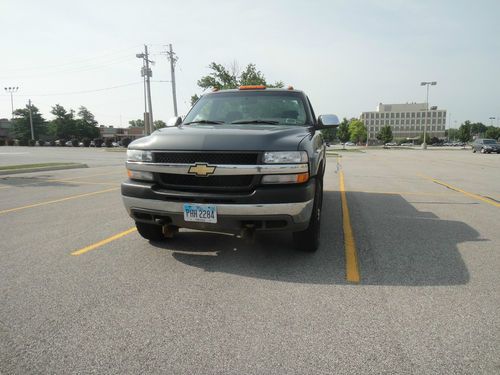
[90,141,96,147]
[78,142,84,147]
[385,142,397,146]
[65,141,73,147]
[344,142,355,146]
[400,142,414,146]
[112,142,120,147]
[472,138,500,154]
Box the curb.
[0,163,88,176]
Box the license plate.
[183,204,217,223]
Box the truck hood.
[129,124,312,151]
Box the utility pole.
[28,99,34,140]
[4,86,19,118]
[136,45,154,135]
[166,44,179,117]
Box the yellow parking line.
[339,170,360,283]
[0,187,119,215]
[418,174,500,208]
[71,227,137,256]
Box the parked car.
[344,142,355,146]
[472,139,500,154]
[90,141,96,147]
[65,141,73,147]
[112,142,120,147]
[385,142,397,146]
[400,142,414,146]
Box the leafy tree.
[192,62,284,105]
[48,104,76,139]
[337,118,350,148]
[446,128,460,141]
[75,106,99,139]
[321,127,336,142]
[485,126,500,140]
[470,122,487,137]
[376,125,393,144]
[457,122,472,142]
[12,103,47,141]
[154,120,166,130]
[349,120,367,144]
[129,119,144,128]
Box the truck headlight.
[261,172,309,184]
[127,170,154,181]
[127,149,152,162]
[263,151,308,164]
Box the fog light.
[127,170,154,181]
[261,172,309,184]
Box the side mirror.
[167,116,182,127]
[317,114,340,128]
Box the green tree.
[470,122,487,137]
[446,128,460,141]
[154,120,166,130]
[376,125,393,144]
[337,118,350,148]
[485,126,500,140]
[321,127,337,142]
[349,119,367,144]
[457,121,472,142]
[75,106,99,139]
[48,104,76,139]
[192,61,284,105]
[12,103,47,141]
[129,119,145,128]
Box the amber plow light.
[238,85,266,90]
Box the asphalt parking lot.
[1,147,499,374]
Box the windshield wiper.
[231,120,279,125]
[184,120,224,125]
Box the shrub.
[93,138,104,148]
[49,140,56,146]
[122,137,132,147]
[104,138,113,148]
[28,139,36,146]
[7,139,15,146]
[0,139,5,146]
[18,139,29,146]
[82,138,91,147]
[38,140,45,146]
[71,138,79,147]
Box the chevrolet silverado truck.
[122,86,339,252]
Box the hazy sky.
[1,0,499,128]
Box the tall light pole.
[4,86,19,118]
[28,99,35,141]
[166,44,178,117]
[420,81,437,149]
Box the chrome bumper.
[122,196,314,225]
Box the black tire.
[293,178,323,252]
[135,221,165,241]
[472,148,476,153]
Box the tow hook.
[239,224,256,244]
[162,225,179,239]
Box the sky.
[1,0,499,128]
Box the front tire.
[135,222,165,241]
[480,148,486,154]
[293,178,323,252]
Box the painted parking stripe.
[337,164,360,283]
[0,187,119,215]
[418,174,500,208]
[71,227,137,256]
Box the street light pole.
[136,46,154,135]
[420,81,437,149]
[489,117,495,126]
[4,86,19,118]
[28,99,35,140]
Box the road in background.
[0,147,499,374]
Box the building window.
[432,111,437,118]
[416,119,420,125]
[411,119,415,124]
[395,112,400,118]
[438,112,442,117]
[406,119,410,125]
[432,119,436,124]
[390,120,394,125]
[411,112,415,118]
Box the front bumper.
[121,179,316,233]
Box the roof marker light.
[239,85,266,90]
[287,86,294,90]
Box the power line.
[0,45,142,73]
[9,81,142,97]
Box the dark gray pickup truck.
[122,86,339,252]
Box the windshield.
[183,91,310,126]
[483,139,496,144]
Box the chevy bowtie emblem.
[188,163,216,177]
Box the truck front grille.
[158,173,255,192]
[153,152,259,165]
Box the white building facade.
[361,103,446,141]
